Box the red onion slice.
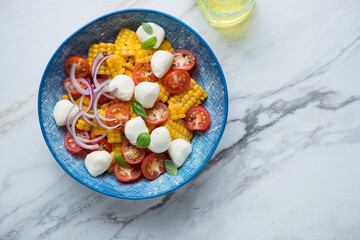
[80,133,107,144]
[95,114,123,130]
[70,110,99,150]
[103,93,115,100]
[98,114,116,122]
[82,115,96,127]
[92,54,114,88]
[91,52,104,79]
[65,83,76,105]
[69,63,91,95]
[78,78,94,112]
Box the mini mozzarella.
[134,82,160,108]
[108,74,135,101]
[53,99,79,126]
[151,50,174,78]
[136,22,165,49]
[85,151,113,177]
[124,117,149,145]
[168,139,192,168]
[147,127,171,153]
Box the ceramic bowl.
[38,9,228,199]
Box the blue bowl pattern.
[38,9,228,199]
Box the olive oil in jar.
[195,0,254,27]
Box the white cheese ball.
[168,139,192,168]
[108,74,135,101]
[136,22,165,49]
[85,151,113,177]
[124,116,149,145]
[53,99,79,126]
[147,127,171,153]
[151,50,174,78]
[134,82,160,108]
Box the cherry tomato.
[171,49,196,71]
[132,62,156,85]
[87,138,113,154]
[97,78,112,104]
[114,163,141,182]
[64,130,89,153]
[185,106,211,130]
[141,153,169,180]
[145,102,170,125]
[62,77,89,96]
[163,69,190,94]
[122,140,146,164]
[64,56,90,78]
[105,103,130,129]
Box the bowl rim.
[38,8,228,199]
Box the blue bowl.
[38,9,228,199]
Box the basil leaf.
[132,100,149,118]
[142,22,153,35]
[141,36,157,50]
[114,151,129,168]
[165,160,178,176]
[136,132,151,148]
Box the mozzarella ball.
[53,99,79,126]
[147,127,171,153]
[168,139,192,167]
[136,22,165,49]
[151,50,174,78]
[108,74,135,101]
[134,82,160,108]
[85,151,113,177]
[124,117,149,145]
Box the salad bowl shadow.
[38,9,228,199]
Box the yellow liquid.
[195,0,254,27]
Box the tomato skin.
[122,141,146,165]
[64,56,90,78]
[185,106,211,130]
[132,62,156,85]
[87,138,112,154]
[145,102,170,125]
[105,103,130,129]
[62,77,89,96]
[64,130,90,153]
[141,153,169,180]
[114,163,141,182]
[171,49,196,71]
[163,69,190,94]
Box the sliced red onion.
[82,115,96,127]
[91,52,104,78]
[102,92,115,100]
[95,114,123,130]
[93,84,109,113]
[98,114,116,122]
[65,83,76,105]
[78,78,94,112]
[79,95,85,110]
[94,79,112,93]
[69,63,91,95]
[66,105,77,134]
[70,110,99,150]
[92,54,114,88]
[80,133,107,144]
[83,110,98,119]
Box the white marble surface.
[1,0,360,239]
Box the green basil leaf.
[165,160,178,176]
[136,132,151,148]
[114,151,129,168]
[132,100,149,118]
[142,22,153,35]
[141,36,157,50]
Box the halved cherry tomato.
[87,138,112,154]
[185,106,211,130]
[105,103,130,129]
[114,163,141,182]
[122,140,146,164]
[64,130,90,153]
[64,56,90,78]
[141,153,169,180]
[145,102,170,125]
[132,62,156,85]
[171,49,196,71]
[97,78,112,104]
[163,69,190,94]
[62,77,89,96]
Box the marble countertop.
[1,0,360,239]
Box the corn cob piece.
[87,43,114,76]
[90,125,107,138]
[156,81,171,103]
[106,129,122,143]
[157,40,174,53]
[106,55,126,78]
[167,79,207,120]
[62,95,70,100]
[162,119,193,142]
[112,143,122,154]
[123,56,136,70]
[76,117,91,131]
[114,29,141,57]
[134,48,155,65]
